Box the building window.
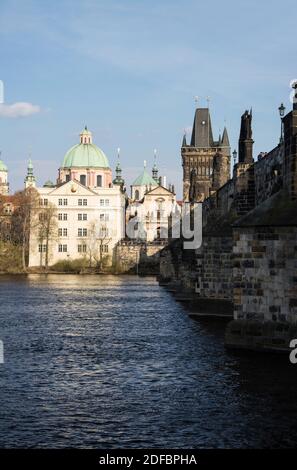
[66,174,70,182]
[135,190,139,200]
[78,244,87,253]
[63,228,67,236]
[105,199,109,206]
[58,244,67,252]
[38,244,47,252]
[39,198,48,206]
[100,213,109,222]
[78,198,87,206]
[63,213,67,221]
[80,175,86,186]
[100,244,109,253]
[100,213,104,221]
[78,213,88,221]
[58,198,67,206]
[58,228,62,236]
[97,175,102,187]
[100,227,109,237]
[78,228,87,237]
[58,213,63,220]
[100,199,104,206]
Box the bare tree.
[37,202,58,268]
[10,188,40,270]
[86,221,111,270]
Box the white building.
[0,156,9,195]
[28,127,126,268]
[127,161,180,242]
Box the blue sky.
[0,0,296,196]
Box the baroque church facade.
[28,127,126,267]
[0,126,178,268]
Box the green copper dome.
[61,127,110,169]
[0,160,7,172]
[62,144,109,168]
[132,168,157,186]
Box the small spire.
[182,132,187,147]
[144,160,147,168]
[25,157,36,188]
[152,149,159,182]
[221,126,230,147]
[113,147,124,187]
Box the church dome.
[61,126,110,169]
[0,160,7,172]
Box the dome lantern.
[80,125,92,144]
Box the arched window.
[80,175,86,186]
[97,175,102,187]
[135,190,139,200]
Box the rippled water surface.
[0,274,297,448]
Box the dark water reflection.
[0,274,296,448]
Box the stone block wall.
[115,240,166,274]
[232,226,297,323]
[195,235,233,301]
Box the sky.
[0,0,296,197]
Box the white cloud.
[0,102,41,118]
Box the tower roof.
[132,167,157,186]
[221,127,230,147]
[190,108,214,148]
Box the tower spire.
[152,149,159,183]
[25,157,36,189]
[113,147,124,187]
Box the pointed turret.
[221,127,230,147]
[182,133,187,147]
[25,158,36,189]
[113,148,125,187]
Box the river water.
[0,274,296,448]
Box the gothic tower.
[182,107,231,202]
